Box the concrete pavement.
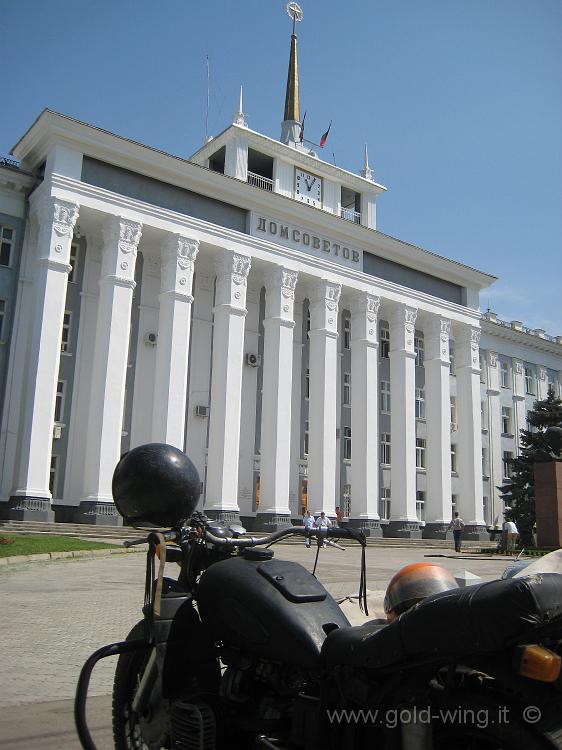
[0,542,513,748]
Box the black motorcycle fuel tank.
[197,554,350,668]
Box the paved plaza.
[0,543,513,749]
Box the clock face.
[295,169,322,207]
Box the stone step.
[0,519,495,550]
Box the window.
[49,455,59,497]
[525,367,535,394]
[500,361,509,388]
[69,242,79,283]
[303,420,309,456]
[61,311,72,353]
[380,325,390,358]
[415,387,425,419]
[343,372,351,407]
[0,226,14,266]
[451,444,457,473]
[416,438,426,469]
[414,335,424,367]
[0,298,5,340]
[379,487,391,520]
[482,447,488,477]
[450,396,457,431]
[304,368,310,399]
[54,381,66,423]
[501,406,512,435]
[380,380,391,412]
[380,432,391,465]
[449,341,455,375]
[343,426,352,460]
[343,315,351,350]
[416,490,426,521]
[503,451,513,480]
[306,309,311,335]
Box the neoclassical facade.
[0,18,560,535]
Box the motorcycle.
[75,445,562,750]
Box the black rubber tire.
[430,692,554,750]
[112,621,162,750]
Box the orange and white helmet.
[383,562,458,621]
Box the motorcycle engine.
[171,700,216,750]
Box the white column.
[256,267,298,529]
[151,234,199,447]
[537,366,548,401]
[289,300,304,515]
[455,323,487,538]
[224,134,248,181]
[79,217,142,521]
[10,197,79,519]
[512,358,527,453]
[205,251,251,520]
[308,280,341,516]
[388,304,421,537]
[348,292,382,535]
[423,316,453,537]
[487,351,503,526]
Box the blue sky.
[2,0,561,333]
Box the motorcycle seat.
[322,573,562,669]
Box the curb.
[0,546,144,566]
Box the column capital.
[264,266,298,323]
[214,250,251,309]
[161,233,199,297]
[456,324,481,370]
[32,196,80,265]
[389,303,418,354]
[101,216,142,284]
[425,316,451,362]
[351,292,380,345]
[309,279,341,335]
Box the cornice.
[11,110,495,291]
[48,172,482,326]
[0,164,34,193]
[481,319,562,357]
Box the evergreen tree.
[499,387,562,543]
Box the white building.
[0,9,560,537]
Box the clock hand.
[304,177,312,191]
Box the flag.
[299,111,307,143]
[319,120,332,148]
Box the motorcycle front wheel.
[112,621,165,750]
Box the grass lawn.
[0,534,119,557]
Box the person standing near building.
[303,510,315,548]
[335,506,343,526]
[448,512,465,553]
[504,519,519,553]
[315,511,332,547]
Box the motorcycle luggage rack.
[74,638,149,750]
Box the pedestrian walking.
[448,512,465,553]
[303,510,315,548]
[314,511,332,547]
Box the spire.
[361,143,374,181]
[280,3,304,145]
[233,84,247,127]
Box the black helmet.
[112,443,200,527]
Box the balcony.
[340,207,361,224]
[247,171,273,192]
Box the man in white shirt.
[447,512,465,553]
[504,519,519,553]
[314,511,332,547]
[303,510,315,548]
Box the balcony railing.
[247,171,273,192]
[340,207,361,224]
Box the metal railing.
[482,313,561,344]
[247,171,273,192]
[340,207,361,224]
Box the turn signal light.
[515,645,561,683]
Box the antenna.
[204,54,210,143]
[332,151,337,166]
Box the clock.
[295,169,322,207]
